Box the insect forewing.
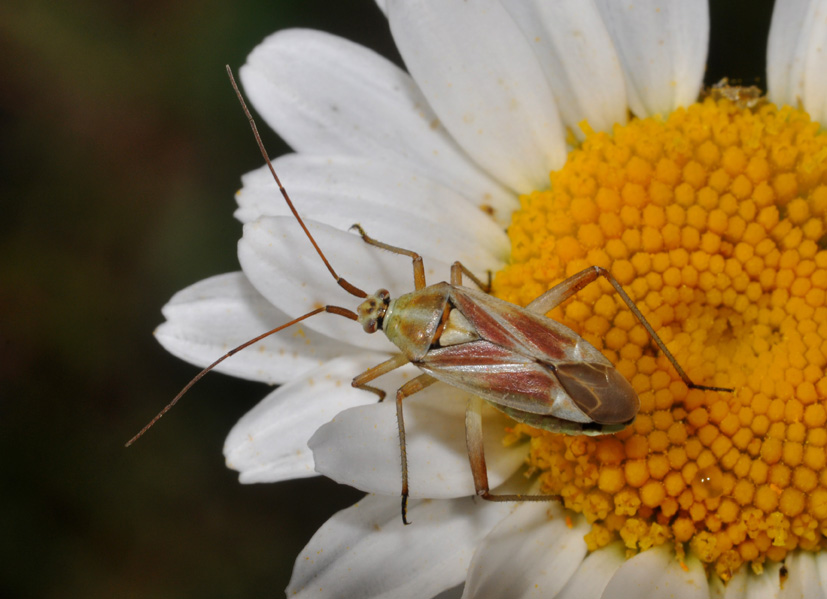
[413,286,623,426]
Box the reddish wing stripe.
[450,287,579,361]
[417,341,563,415]
[423,340,530,366]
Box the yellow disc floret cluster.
[493,95,827,580]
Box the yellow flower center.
[493,95,827,580]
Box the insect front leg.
[528,266,731,393]
[351,224,426,290]
[465,396,557,503]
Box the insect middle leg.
[528,266,732,393]
[450,261,490,291]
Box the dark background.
[1,1,774,597]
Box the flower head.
[157,1,827,597]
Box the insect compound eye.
[553,362,639,425]
[356,289,391,334]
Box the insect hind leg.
[465,396,557,503]
[528,266,732,393]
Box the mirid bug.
[129,67,731,524]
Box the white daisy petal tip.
[222,355,388,484]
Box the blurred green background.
[1,0,774,597]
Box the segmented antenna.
[125,66,371,446]
[125,305,358,447]
[225,65,367,299]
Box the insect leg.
[524,266,606,314]
[351,353,411,401]
[350,224,426,290]
[450,261,491,292]
[528,266,731,393]
[465,395,556,503]
[394,373,438,524]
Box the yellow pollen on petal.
[495,96,827,580]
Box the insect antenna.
[127,68,371,447]
[125,305,359,447]
[226,65,367,299]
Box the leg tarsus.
[401,496,410,526]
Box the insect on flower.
[128,67,732,524]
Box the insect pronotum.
[128,66,732,524]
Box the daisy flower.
[156,0,827,597]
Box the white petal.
[234,155,509,271]
[557,542,626,599]
[240,29,517,224]
[744,561,783,598]
[501,0,628,137]
[818,552,827,590]
[309,384,528,498]
[238,217,461,352]
[601,544,710,599]
[287,494,514,599]
[155,272,353,384]
[223,355,385,483]
[767,0,827,124]
[462,502,589,599]
[387,0,567,192]
[781,551,827,599]
[767,0,815,109]
[594,0,708,117]
[713,566,746,599]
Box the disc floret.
[495,95,827,580]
